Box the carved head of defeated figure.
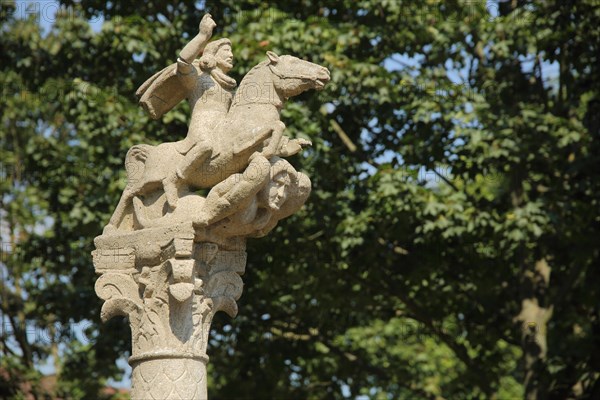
[264,171,291,210]
[200,38,234,72]
[259,159,295,211]
[266,51,331,98]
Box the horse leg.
[104,185,136,232]
[232,125,274,155]
[132,196,162,229]
[276,136,312,157]
[163,142,213,209]
[104,146,154,232]
[261,121,285,159]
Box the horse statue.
[106,51,330,231]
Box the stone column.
[92,223,246,400]
[92,15,330,397]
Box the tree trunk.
[516,257,553,400]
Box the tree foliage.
[1,0,599,399]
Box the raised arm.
[179,14,217,63]
[176,14,217,91]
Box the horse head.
[266,51,330,98]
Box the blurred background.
[1,0,599,399]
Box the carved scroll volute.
[95,273,142,321]
[92,246,142,330]
[198,246,247,318]
[204,271,244,318]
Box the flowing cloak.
[135,60,201,120]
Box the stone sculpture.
[92,13,329,399]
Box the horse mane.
[230,60,273,109]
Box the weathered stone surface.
[93,13,329,399]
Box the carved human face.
[266,172,290,210]
[216,45,234,72]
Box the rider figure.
[175,37,236,155]
[138,14,237,208]
[163,33,237,207]
[160,14,237,207]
